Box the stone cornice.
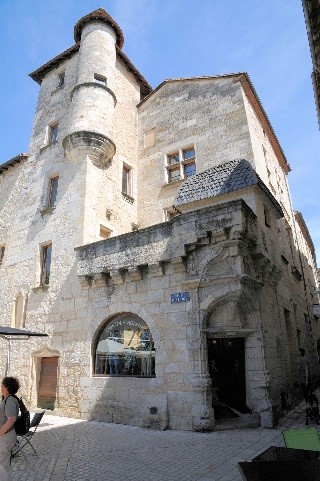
[71,82,117,106]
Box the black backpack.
[5,395,30,435]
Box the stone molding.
[62,130,116,166]
[71,82,117,106]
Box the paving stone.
[10,395,319,481]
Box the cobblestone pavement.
[11,399,316,481]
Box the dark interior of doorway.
[208,337,249,417]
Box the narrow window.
[122,164,132,197]
[94,74,107,85]
[41,244,52,286]
[0,246,5,266]
[58,72,65,88]
[49,124,59,145]
[47,176,59,208]
[182,147,196,178]
[264,207,271,227]
[167,152,181,182]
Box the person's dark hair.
[299,348,306,356]
[1,376,20,395]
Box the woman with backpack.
[0,377,20,481]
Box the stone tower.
[63,9,123,166]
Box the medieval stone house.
[0,9,319,431]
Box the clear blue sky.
[1,0,319,262]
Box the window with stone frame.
[57,72,65,88]
[40,244,52,286]
[166,146,196,183]
[94,314,155,377]
[122,163,132,197]
[0,246,5,266]
[48,123,59,145]
[47,176,59,208]
[94,73,107,85]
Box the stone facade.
[302,0,320,127]
[0,8,319,430]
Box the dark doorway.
[38,356,58,410]
[208,337,247,414]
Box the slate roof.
[174,158,283,216]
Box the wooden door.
[38,356,58,410]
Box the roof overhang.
[0,153,28,174]
[0,326,48,339]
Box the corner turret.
[63,9,121,166]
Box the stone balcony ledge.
[75,199,257,279]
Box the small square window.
[41,244,52,286]
[184,163,196,178]
[94,74,107,85]
[165,209,179,221]
[182,147,195,161]
[49,124,59,145]
[0,246,5,266]
[99,225,112,239]
[168,152,180,165]
[47,176,59,208]
[122,164,132,197]
[168,167,181,183]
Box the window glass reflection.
[95,315,155,377]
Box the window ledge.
[40,206,56,216]
[51,86,64,96]
[39,141,58,153]
[122,192,134,204]
[161,180,185,190]
[32,285,49,293]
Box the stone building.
[0,8,319,430]
[302,0,320,127]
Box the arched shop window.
[94,314,155,377]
